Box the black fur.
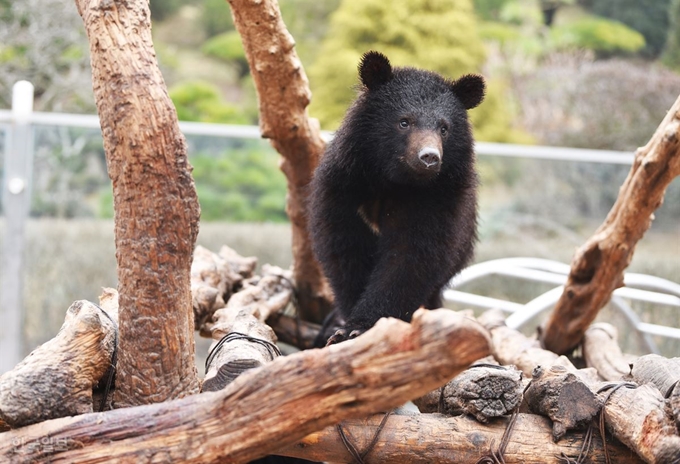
[309,51,485,345]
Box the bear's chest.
[357,196,401,236]
[357,198,382,235]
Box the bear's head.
[352,51,485,187]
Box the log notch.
[413,363,523,422]
[275,413,643,463]
[227,0,333,323]
[74,0,201,406]
[0,299,117,428]
[0,309,490,463]
[541,94,680,354]
[203,265,293,392]
[583,323,631,381]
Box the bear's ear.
[359,51,393,90]
[450,74,486,110]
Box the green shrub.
[201,0,235,38]
[169,80,250,124]
[473,0,514,21]
[662,0,680,69]
[478,21,522,44]
[550,17,645,55]
[190,149,288,222]
[307,0,527,142]
[201,31,249,77]
[587,0,671,57]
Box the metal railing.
[0,109,637,164]
[444,257,680,354]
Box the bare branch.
[541,95,680,354]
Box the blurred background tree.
[0,0,94,112]
[580,0,672,57]
[306,0,527,143]
[663,0,680,69]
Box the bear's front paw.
[325,328,365,346]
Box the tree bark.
[413,363,523,422]
[0,300,117,428]
[0,309,490,463]
[227,0,333,323]
[478,310,578,377]
[274,413,643,463]
[602,383,680,463]
[524,365,603,442]
[630,354,680,434]
[191,245,258,336]
[630,354,680,398]
[74,0,201,406]
[583,323,631,381]
[202,265,293,392]
[541,95,680,355]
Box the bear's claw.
[325,328,365,346]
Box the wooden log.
[0,309,490,463]
[487,320,680,463]
[541,94,680,355]
[274,413,643,463]
[630,354,680,397]
[228,0,333,323]
[601,383,680,463]
[478,310,578,377]
[631,354,680,433]
[583,323,631,381]
[202,265,293,392]
[191,245,258,336]
[0,299,117,428]
[524,365,603,442]
[413,363,523,422]
[75,0,201,406]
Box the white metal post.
[0,81,34,374]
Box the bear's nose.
[418,147,441,168]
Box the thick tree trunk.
[227,0,333,323]
[74,0,201,406]
[0,309,490,463]
[541,95,680,355]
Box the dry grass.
[2,218,677,361]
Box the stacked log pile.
[1,245,678,463]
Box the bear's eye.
[440,126,449,137]
[399,119,410,129]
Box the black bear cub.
[309,51,485,345]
